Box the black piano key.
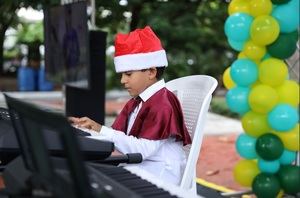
[99,167,127,175]
[140,188,171,197]
[131,185,158,192]
[134,186,164,194]
[124,180,155,188]
[121,183,157,192]
[110,173,139,181]
[151,195,178,198]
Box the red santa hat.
[114,26,168,73]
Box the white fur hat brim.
[114,50,168,73]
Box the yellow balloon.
[259,58,288,87]
[272,124,300,151]
[238,52,261,65]
[276,80,299,107]
[233,159,260,187]
[238,51,247,59]
[276,190,284,198]
[249,0,273,17]
[249,84,279,114]
[250,15,280,46]
[242,111,270,137]
[251,80,262,89]
[243,40,266,60]
[228,0,251,15]
[223,67,236,89]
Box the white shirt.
[89,79,187,185]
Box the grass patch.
[210,96,240,119]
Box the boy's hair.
[141,67,165,80]
[156,67,165,80]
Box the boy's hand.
[68,116,102,132]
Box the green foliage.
[16,21,43,44]
[4,48,20,59]
[0,0,58,74]
[1,0,235,87]
[210,96,240,119]
[95,0,235,89]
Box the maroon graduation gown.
[112,88,192,146]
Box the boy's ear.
[148,67,157,80]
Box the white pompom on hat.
[114,26,168,73]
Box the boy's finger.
[80,123,92,129]
[68,116,78,123]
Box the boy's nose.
[120,74,126,84]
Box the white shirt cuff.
[99,125,115,141]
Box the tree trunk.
[0,29,5,75]
[130,4,142,31]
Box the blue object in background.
[18,66,54,91]
[18,67,36,91]
[38,67,53,91]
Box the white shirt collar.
[139,79,165,102]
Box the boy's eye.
[124,72,132,76]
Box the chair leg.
[189,170,197,195]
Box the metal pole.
[91,0,96,29]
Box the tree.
[15,21,44,67]
[1,0,235,90]
[0,0,58,75]
[0,1,19,75]
[95,0,235,89]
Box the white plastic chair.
[166,75,218,194]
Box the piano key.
[87,163,202,198]
[125,166,203,198]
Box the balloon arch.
[223,0,299,197]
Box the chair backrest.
[166,75,218,193]
[4,93,93,198]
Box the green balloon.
[252,173,281,198]
[267,31,298,59]
[271,0,291,4]
[278,165,300,195]
[256,133,284,160]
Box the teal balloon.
[290,0,299,10]
[267,31,298,59]
[258,159,280,173]
[279,149,296,165]
[228,38,245,51]
[252,173,281,198]
[267,104,299,131]
[256,133,284,160]
[271,2,299,33]
[236,133,257,159]
[230,59,258,86]
[278,165,300,195]
[224,13,253,42]
[271,0,291,4]
[225,86,250,115]
[261,53,271,61]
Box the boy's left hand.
[68,116,102,132]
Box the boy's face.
[120,68,157,97]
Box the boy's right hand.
[68,116,102,132]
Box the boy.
[69,26,191,185]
